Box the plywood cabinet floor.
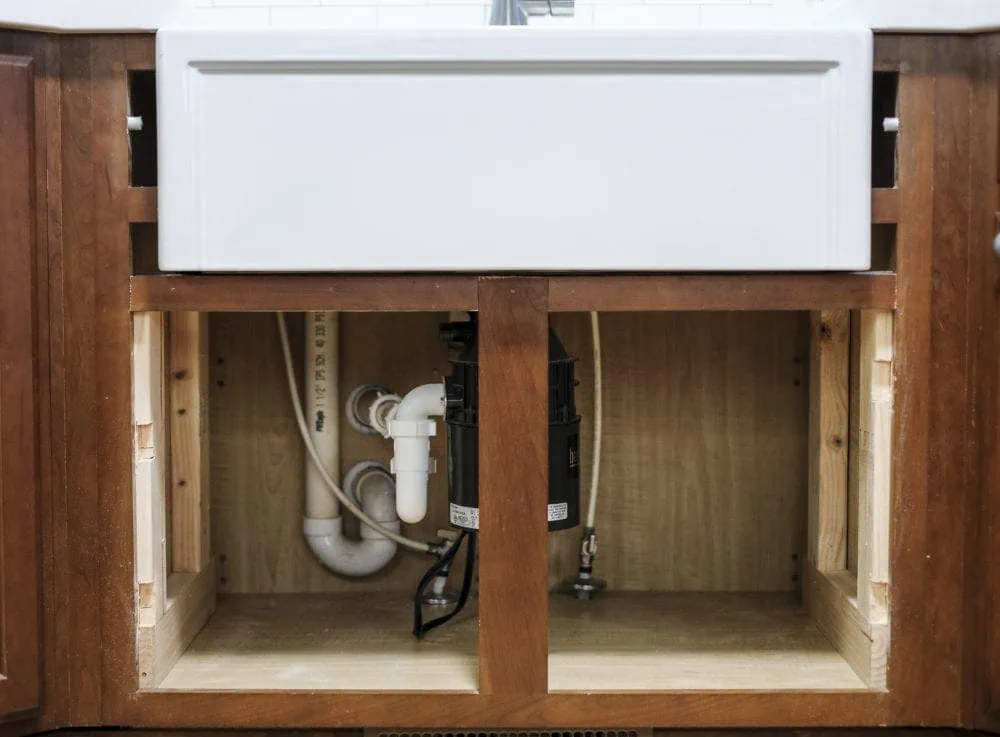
[157,593,479,691]
[548,593,867,691]
[155,591,865,692]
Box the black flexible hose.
[413,530,476,639]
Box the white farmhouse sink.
[157,28,873,272]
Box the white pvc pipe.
[304,477,400,577]
[305,518,397,576]
[302,311,401,576]
[389,383,446,524]
[305,312,338,520]
[278,312,432,553]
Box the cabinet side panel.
[0,52,40,720]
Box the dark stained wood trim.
[127,186,156,223]
[549,273,896,312]
[124,35,155,72]
[887,34,935,725]
[19,31,69,734]
[116,691,888,729]
[872,188,900,224]
[0,29,70,736]
[130,275,480,312]
[875,36,903,73]
[477,277,549,696]
[59,36,108,726]
[134,273,895,314]
[922,37,977,726]
[90,37,138,726]
[886,36,972,726]
[0,52,41,722]
[969,32,1000,733]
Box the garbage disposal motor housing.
[441,317,581,532]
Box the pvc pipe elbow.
[389,383,446,524]
[394,383,447,422]
[304,517,399,578]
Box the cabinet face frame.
[0,53,41,722]
[971,32,1000,733]
[39,33,965,729]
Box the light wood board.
[157,593,478,691]
[169,311,211,573]
[807,310,850,571]
[803,561,888,690]
[548,312,809,592]
[855,310,893,624]
[209,312,456,594]
[134,311,169,624]
[549,592,866,691]
[138,567,217,688]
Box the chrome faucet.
[489,0,574,25]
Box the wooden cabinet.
[0,53,41,723]
[2,29,1000,735]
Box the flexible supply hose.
[277,312,435,554]
[585,311,602,528]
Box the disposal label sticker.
[449,503,479,530]
[548,502,569,522]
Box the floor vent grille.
[368,730,651,737]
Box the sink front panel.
[157,29,872,271]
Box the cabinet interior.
[132,310,892,693]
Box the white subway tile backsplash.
[320,0,430,7]
[212,0,319,7]
[270,4,378,26]
[377,3,486,25]
[700,2,774,25]
[184,6,271,26]
[592,2,700,27]
[178,0,789,30]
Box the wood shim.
[134,311,168,626]
[856,310,893,625]
[808,310,850,571]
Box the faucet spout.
[489,0,528,25]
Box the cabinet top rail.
[130,272,895,313]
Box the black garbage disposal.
[441,316,580,532]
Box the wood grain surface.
[548,274,895,312]
[807,311,850,572]
[0,52,41,720]
[548,592,865,691]
[0,30,71,734]
[478,278,549,695]
[548,311,808,593]
[967,32,1000,732]
[158,593,477,692]
[131,275,479,313]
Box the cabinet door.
[0,54,40,721]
